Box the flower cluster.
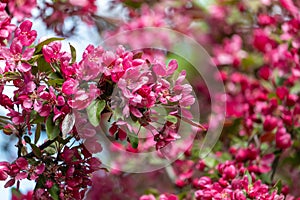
[91,0,300,199]
[0,2,199,198]
[2,0,300,199]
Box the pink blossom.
[42,41,62,63]
[8,0,37,21]
[276,127,292,149]
[0,5,15,45]
[0,39,34,72]
[140,194,156,200]
[253,29,277,52]
[78,45,104,81]
[280,0,299,17]
[0,162,10,181]
[153,59,178,77]
[15,20,37,46]
[67,84,100,110]
[263,115,278,132]
[62,78,79,95]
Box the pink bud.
[276,128,292,149]
[276,87,288,100]
[263,116,278,132]
[258,66,271,80]
[16,157,28,170]
[223,165,237,180]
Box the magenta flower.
[117,64,151,117]
[0,4,15,45]
[213,35,247,67]
[61,55,76,78]
[42,41,62,63]
[0,39,34,72]
[78,45,104,81]
[280,0,299,17]
[62,78,79,95]
[67,84,100,110]
[263,115,278,132]
[8,0,37,21]
[0,162,10,181]
[152,59,178,77]
[7,109,24,125]
[253,29,277,52]
[276,127,292,149]
[140,194,156,200]
[15,20,37,46]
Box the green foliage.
[128,133,139,149]
[48,184,60,200]
[69,43,76,64]
[46,115,60,140]
[87,99,106,127]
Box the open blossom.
[117,64,152,117]
[78,45,104,81]
[62,78,79,95]
[3,0,300,198]
[0,3,16,45]
[15,20,37,46]
[213,35,247,67]
[153,59,178,77]
[42,41,63,63]
[8,0,37,21]
[67,84,100,110]
[0,39,34,72]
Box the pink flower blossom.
[0,39,34,72]
[15,20,37,46]
[62,78,79,95]
[8,0,37,21]
[42,41,62,63]
[67,84,100,110]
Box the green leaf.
[11,188,22,198]
[29,143,42,158]
[144,188,159,196]
[273,179,282,194]
[48,72,64,87]
[241,53,264,70]
[24,136,31,143]
[48,184,60,200]
[245,170,252,184]
[34,123,41,144]
[86,100,106,127]
[291,82,300,94]
[4,71,21,80]
[57,136,72,145]
[49,72,63,79]
[165,115,177,123]
[0,116,11,127]
[35,175,46,191]
[28,54,43,64]
[48,79,64,87]
[128,133,139,149]
[69,43,76,64]
[123,0,143,8]
[46,116,60,140]
[44,143,57,155]
[37,57,52,72]
[35,37,64,54]
[203,156,217,168]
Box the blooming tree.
[0,0,300,200]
